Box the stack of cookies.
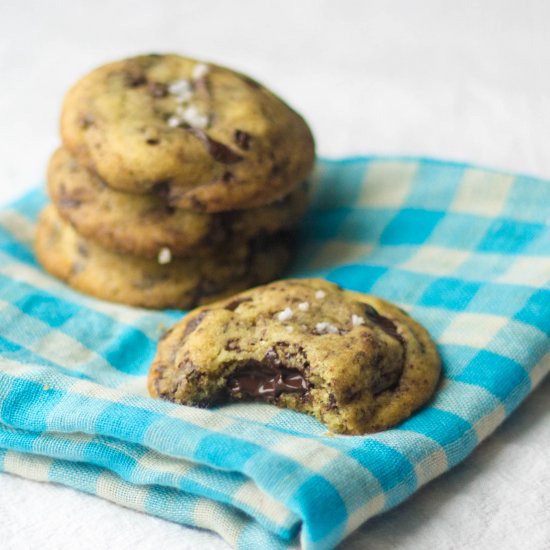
[36,54,315,309]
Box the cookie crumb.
[298,301,310,311]
[315,322,339,334]
[43,385,50,391]
[351,314,365,326]
[315,290,326,300]
[158,247,172,264]
[192,63,209,80]
[286,325,294,333]
[276,307,293,322]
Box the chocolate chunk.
[187,128,243,164]
[182,311,208,338]
[147,82,168,97]
[363,304,405,344]
[227,361,308,399]
[225,338,241,351]
[78,114,95,129]
[125,69,147,87]
[234,130,251,150]
[222,171,234,183]
[224,297,253,311]
[372,372,400,395]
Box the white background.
[0,1,549,548]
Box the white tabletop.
[0,1,549,548]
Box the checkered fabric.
[0,157,548,550]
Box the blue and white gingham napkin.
[0,157,548,550]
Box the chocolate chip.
[263,347,281,366]
[183,310,208,338]
[234,130,251,150]
[146,138,160,145]
[327,394,338,410]
[147,82,168,97]
[224,297,252,311]
[222,171,234,183]
[78,114,95,129]
[372,372,400,395]
[187,128,243,164]
[363,304,379,319]
[363,303,405,344]
[226,361,308,399]
[225,338,241,351]
[125,69,147,87]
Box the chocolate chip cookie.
[48,148,308,259]
[148,279,441,434]
[60,54,315,212]
[36,205,291,310]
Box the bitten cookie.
[60,54,315,212]
[35,205,291,310]
[148,279,441,435]
[48,148,309,259]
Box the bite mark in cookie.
[148,279,441,434]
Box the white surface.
[0,1,549,548]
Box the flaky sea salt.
[192,63,209,80]
[351,314,365,326]
[298,302,310,312]
[168,79,192,98]
[315,290,326,300]
[157,247,172,265]
[315,322,339,334]
[276,307,293,322]
[181,105,209,129]
[167,115,181,128]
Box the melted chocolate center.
[227,362,308,399]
